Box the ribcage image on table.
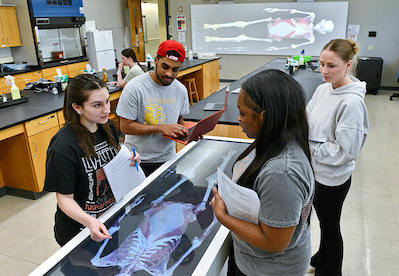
[45,139,249,276]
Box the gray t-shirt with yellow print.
[116,72,189,162]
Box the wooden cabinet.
[0,71,43,92]
[66,61,88,78]
[42,65,68,81]
[13,71,43,90]
[27,126,59,192]
[0,77,8,95]
[202,60,220,98]
[0,6,21,48]
[25,113,59,192]
[57,110,65,128]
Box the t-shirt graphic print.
[81,140,118,218]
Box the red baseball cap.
[157,40,185,63]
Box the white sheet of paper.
[217,168,260,224]
[178,31,186,43]
[103,145,146,202]
[231,87,241,94]
[347,24,360,35]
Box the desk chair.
[389,69,399,101]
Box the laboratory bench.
[183,58,324,141]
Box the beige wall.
[169,0,399,87]
[83,0,130,61]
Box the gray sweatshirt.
[306,77,369,186]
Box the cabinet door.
[0,6,21,47]
[0,77,8,95]
[13,71,43,90]
[57,110,65,128]
[66,61,88,78]
[202,60,220,98]
[28,126,59,192]
[42,66,68,81]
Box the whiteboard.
[191,2,348,56]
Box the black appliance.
[356,57,383,94]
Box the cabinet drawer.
[25,113,59,136]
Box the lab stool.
[183,78,200,106]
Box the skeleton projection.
[90,150,237,276]
[203,8,334,51]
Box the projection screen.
[191,2,348,56]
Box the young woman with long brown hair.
[44,74,139,246]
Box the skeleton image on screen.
[203,8,334,51]
[90,150,237,276]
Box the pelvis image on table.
[191,2,348,56]
[90,149,237,276]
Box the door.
[128,0,145,61]
[141,1,161,58]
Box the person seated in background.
[110,48,144,88]
[116,40,190,177]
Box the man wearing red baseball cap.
[116,40,190,176]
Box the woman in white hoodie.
[306,39,369,275]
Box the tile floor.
[0,89,398,276]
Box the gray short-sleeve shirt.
[116,72,189,162]
[233,143,314,276]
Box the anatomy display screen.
[44,139,249,276]
[191,2,348,56]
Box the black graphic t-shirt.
[44,124,119,246]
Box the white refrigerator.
[86,30,116,72]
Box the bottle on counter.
[299,49,305,66]
[5,75,21,100]
[188,49,193,61]
[146,53,153,71]
[102,67,108,82]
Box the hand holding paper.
[216,168,260,224]
[103,145,146,202]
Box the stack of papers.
[217,168,260,224]
[103,145,146,202]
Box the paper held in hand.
[103,145,146,202]
[217,168,260,224]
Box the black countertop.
[184,58,324,125]
[0,86,121,131]
[0,57,89,77]
[179,57,220,70]
[0,58,219,131]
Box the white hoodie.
[306,77,369,186]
